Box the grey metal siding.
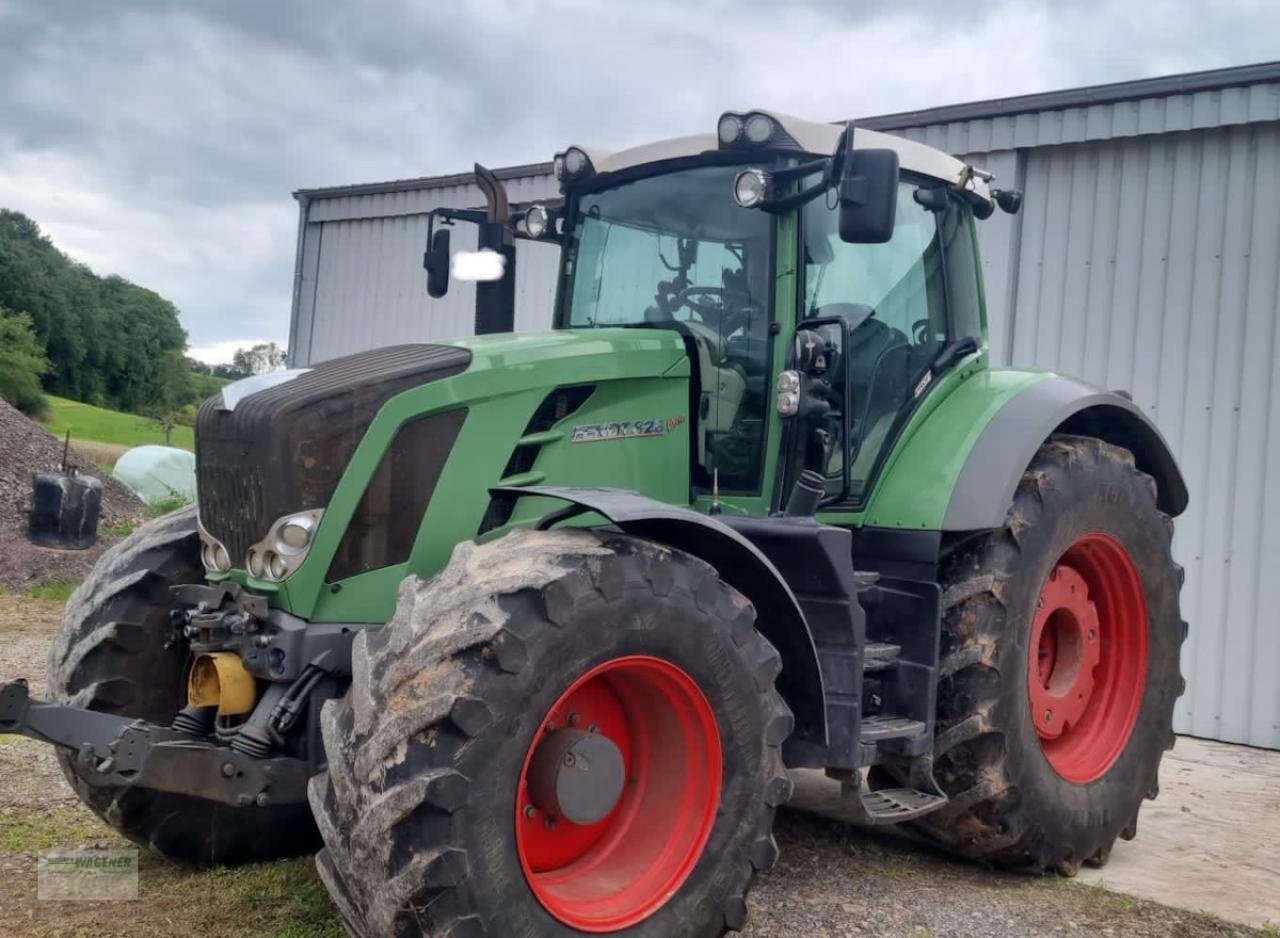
[292,172,560,364]
[1003,124,1280,748]
[287,66,1280,748]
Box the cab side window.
[802,182,948,499]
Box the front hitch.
[0,679,309,808]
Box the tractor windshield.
[559,164,774,494]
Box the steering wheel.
[675,286,759,318]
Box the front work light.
[744,113,775,145]
[733,169,772,209]
[525,203,552,239]
[718,113,744,145]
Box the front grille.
[196,344,471,564]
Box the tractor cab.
[426,110,1011,515]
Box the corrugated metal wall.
[291,172,560,365]
[1005,124,1280,748]
[289,88,1280,748]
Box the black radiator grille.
[196,343,471,564]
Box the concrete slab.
[791,736,1280,930]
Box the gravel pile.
[0,396,144,588]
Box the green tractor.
[2,110,1187,937]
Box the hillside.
[0,209,189,414]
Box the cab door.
[799,182,983,504]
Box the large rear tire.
[47,506,320,865]
[915,435,1186,873]
[310,528,792,937]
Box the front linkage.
[0,678,308,808]
[2,580,356,811]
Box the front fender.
[491,485,828,762]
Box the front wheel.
[310,528,792,937]
[915,434,1186,873]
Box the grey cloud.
[0,0,1275,352]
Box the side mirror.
[424,228,451,298]
[838,148,899,244]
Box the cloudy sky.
[1,1,1276,362]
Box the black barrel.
[29,471,102,549]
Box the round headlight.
[267,551,287,580]
[563,147,588,176]
[246,548,265,579]
[214,544,230,571]
[718,114,743,145]
[733,169,770,209]
[280,520,312,550]
[744,113,775,145]
[525,204,551,239]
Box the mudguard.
[490,485,828,758]
[943,375,1189,531]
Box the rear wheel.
[916,435,1186,872]
[47,506,320,865]
[310,528,791,937]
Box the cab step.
[855,786,948,824]
[859,714,926,741]
[863,642,901,672]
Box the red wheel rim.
[1028,532,1148,783]
[516,655,722,932]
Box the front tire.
[916,435,1186,873]
[47,506,320,865]
[310,528,792,937]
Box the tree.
[231,342,287,376]
[0,304,51,416]
[141,350,196,446]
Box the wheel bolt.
[1087,629,1096,642]
[587,724,599,734]
[567,712,579,726]
[544,817,556,830]
[1044,709,1053,723]
[524,805,536,819]
[221,762,236,777]
[563,753,576,768]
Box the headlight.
[525,203,551,239]
[733,169,772,208]
[197,515,232,574]
[718,113,743,145]
[246,508,324,581]
[776,370,801,416]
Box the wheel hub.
[1027,532,1149,783]
[526,727,626,826]
[515,655,722,932]
[1029,565,1101,738]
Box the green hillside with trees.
[0,209,288,441]
[0,210,195,417]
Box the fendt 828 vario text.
[2,111,1188,937]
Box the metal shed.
[289,61,1280,749]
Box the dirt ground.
[0,593,1270,937]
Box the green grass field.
[40,395,194,451]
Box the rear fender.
[490,485,828,761]
[944,376,1189,531]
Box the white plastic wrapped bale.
[111,444,197,505]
